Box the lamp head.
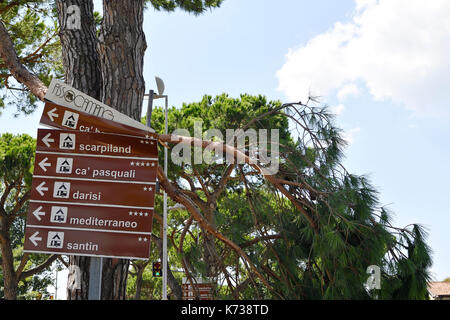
[155,76,165,96]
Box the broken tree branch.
[0,19,47,100]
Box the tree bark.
[55,0,105,300]
[132,261,148,300]
[98,0,147,121]
[56,0,102,99]
[152,234,183,300]
[134,268,144,300]
[0,20,47,100]
[101,258,129,300]
[203,208,218,278]
[94,0,147,299]
[0,217,17,300]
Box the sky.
[1,0,449,297]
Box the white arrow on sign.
[29,231,42,246]
[32,206,46,221]
[36,181,48,196]
[47,107,59,122]
[42,133,54,148]
[38,157,51,172]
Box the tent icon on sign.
[59,133,76,150]
[62,111,79,129]
[56,158,73,174]
[47,231,64,249]
[50,206,68,223]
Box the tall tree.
[0,133,58,299]
[0,0,223,300]
[0,0,432,300]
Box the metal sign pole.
[88,257,103,300]
[162,95,168,300]
[145,87,168,300]
[146,90,154,127]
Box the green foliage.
[147,0,223,14]
[0,132,35,185]
[0,0,431,299]
[147,93,289,183]
[0,133,56,299]
[1,250,55,300]
[145,94,432,300]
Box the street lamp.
[168,203,186,211]
[144,76,168,300]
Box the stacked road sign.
[23,79,158,260]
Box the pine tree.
[1,0,223,300]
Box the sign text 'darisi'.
[24,226,151,259]
[24,126,158,259]
[27,202,152,233]
[44,79,155,133]
[34,152,157,182]
[36,128,157,158]
[30,177,155,207]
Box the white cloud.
[343,127,361,145]
[337,84,360,101]
[276,0,450,117]
[330,104,346,116]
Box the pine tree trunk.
[56,0,102,99]
[56,0,149,300]
[97,0,147,121]
[0,218,17,300]
[132,261,149,300]
[152,235,183,300]
[101,258,129,300]
[134,266,144,300]
[204,209,217,278]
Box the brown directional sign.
[24,226,151,259]
[36,128,157,159]
[24,102,159,260]
[27,202,153,233]
[30,176,155,207]
[34,152,157,182]
[182,283,215,300]
[41,101,157,139]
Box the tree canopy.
[0,0,433,300]
[0,0,223,115]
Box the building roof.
[428,282,450,297]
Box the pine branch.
[157,165,274,292]
[18,254,59,281]
[0,19,47,100]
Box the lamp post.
[144,76,168,300]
